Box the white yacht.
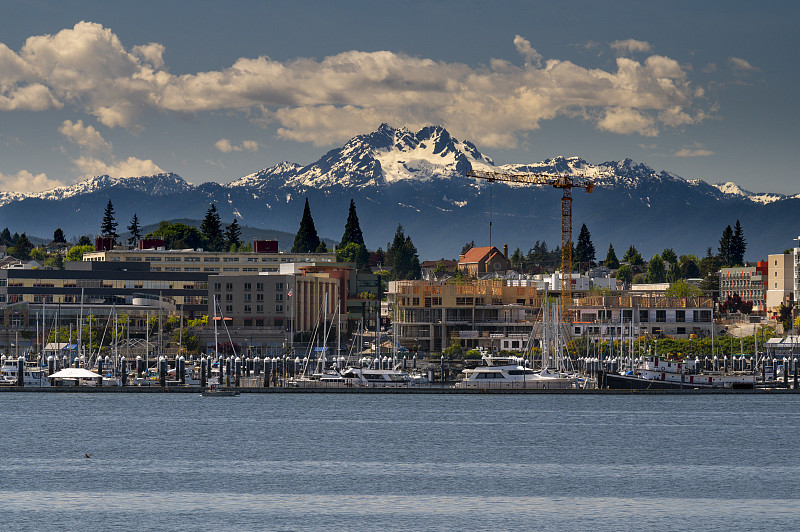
[0,360,51,387]
[457,356,577,390]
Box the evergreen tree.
[603,243,619,269]
[646,254,666,283]
[201,204,224,251]
[386,224,421,279]
[622,245,643,266]
[574,223,595,268]
[0,228,11,246]
[666,261,682,283]
[77,235,92,247]
[127,213,142,246]
[661,248,678,265]
[291,198,321,253]
[616,264,633,287]
[9,233,33,260]
[718,224,734,267]
[680,257,701,279]
[460,241,475,255]
[53,228,66,243]
[100,200,118,241]
[510,247,525,271]
[339,199,365,248]
[225,219,242,250]
[730,219,746,266]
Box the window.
[204,257,219,262]
[244,319,252,327]
[224,257,239,262]
[256,319,264,327]
[639,310,649,322]
[226,294,233,302]
[226,283,233,290]
[276,282,284,291]
[256,305,264,312]
[276,304,283,312]
[247,257,259,262]
[412,297,420,306]
[184,267,200,272]
[204,267,219,272]
[223,267,239,272]
[256,293,264,301]
[244,283,251,290]
[256,283,264,291]
[676,310,685,323]
[225,305,232,312]
[186,257,200,262]
[677,327,686,335]
[276,293,284,301]
[244,293,251,301]
[244,305,252,313]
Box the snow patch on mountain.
[713,182,784,204]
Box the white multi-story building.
[767,252,794,312]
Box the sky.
[0,0,797,195]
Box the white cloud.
[0,170,65,193]
[59,119,111,153]
[72,155,163,178]
[0,23,710,146]
[597,108,657,136]
[514,35,542,68]
[675,142,713,157]
[215,138,260,152]
[729,57,759,72]
[610,39,652,55]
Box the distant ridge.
[1,124,797,261]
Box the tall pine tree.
[718,224,734,267]
[292,198,321,253]
[225,219,242,250]
[53,228,66,244]
[603,243,619,269]
[339,199,365,248]
[127,213,142,246]
[201,204,224,251]
[100,200,119,241]
[574,223,595,269]
[386,224,421,280]
[730,219,746,266]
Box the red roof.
[460,246,499,264]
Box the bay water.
[1,393,799,530]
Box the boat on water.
[201,387,239,397]
[604,356,755,390]
[0,360,50,387]
[456,356,578,389]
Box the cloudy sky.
[0,0,797,194]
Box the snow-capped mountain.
[0,124,797,260]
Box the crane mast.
[466,169,593,322]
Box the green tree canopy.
[225,218,242,250]
[386,224,421,280]
[665,261,682,283]
[336,241,370,272]
[646,254,666,283]
[666,278,702,298]
[53,228,66,243]
[616,264,633,286]
[339,198,365,248]
[77,235,92,247]
[146,221,207,250]
[201,204,224,251]
[603,243,619,269]
[292,198,321,253]
[679,256,701,279]
[100,200,118,241]
[66,244,95,262]
[622,245,643,266]
[661,248,678,264]
[9,233,33,260]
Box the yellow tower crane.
[466,169,593,321]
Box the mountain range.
[1,123,797,262]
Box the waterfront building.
[573,292,716,339]
[719,263,768,312]
[388,279,542,353]
[83,248,337,274]
[767,253,794,313]
[457,246,512,277]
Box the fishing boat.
[604,355,755,389]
